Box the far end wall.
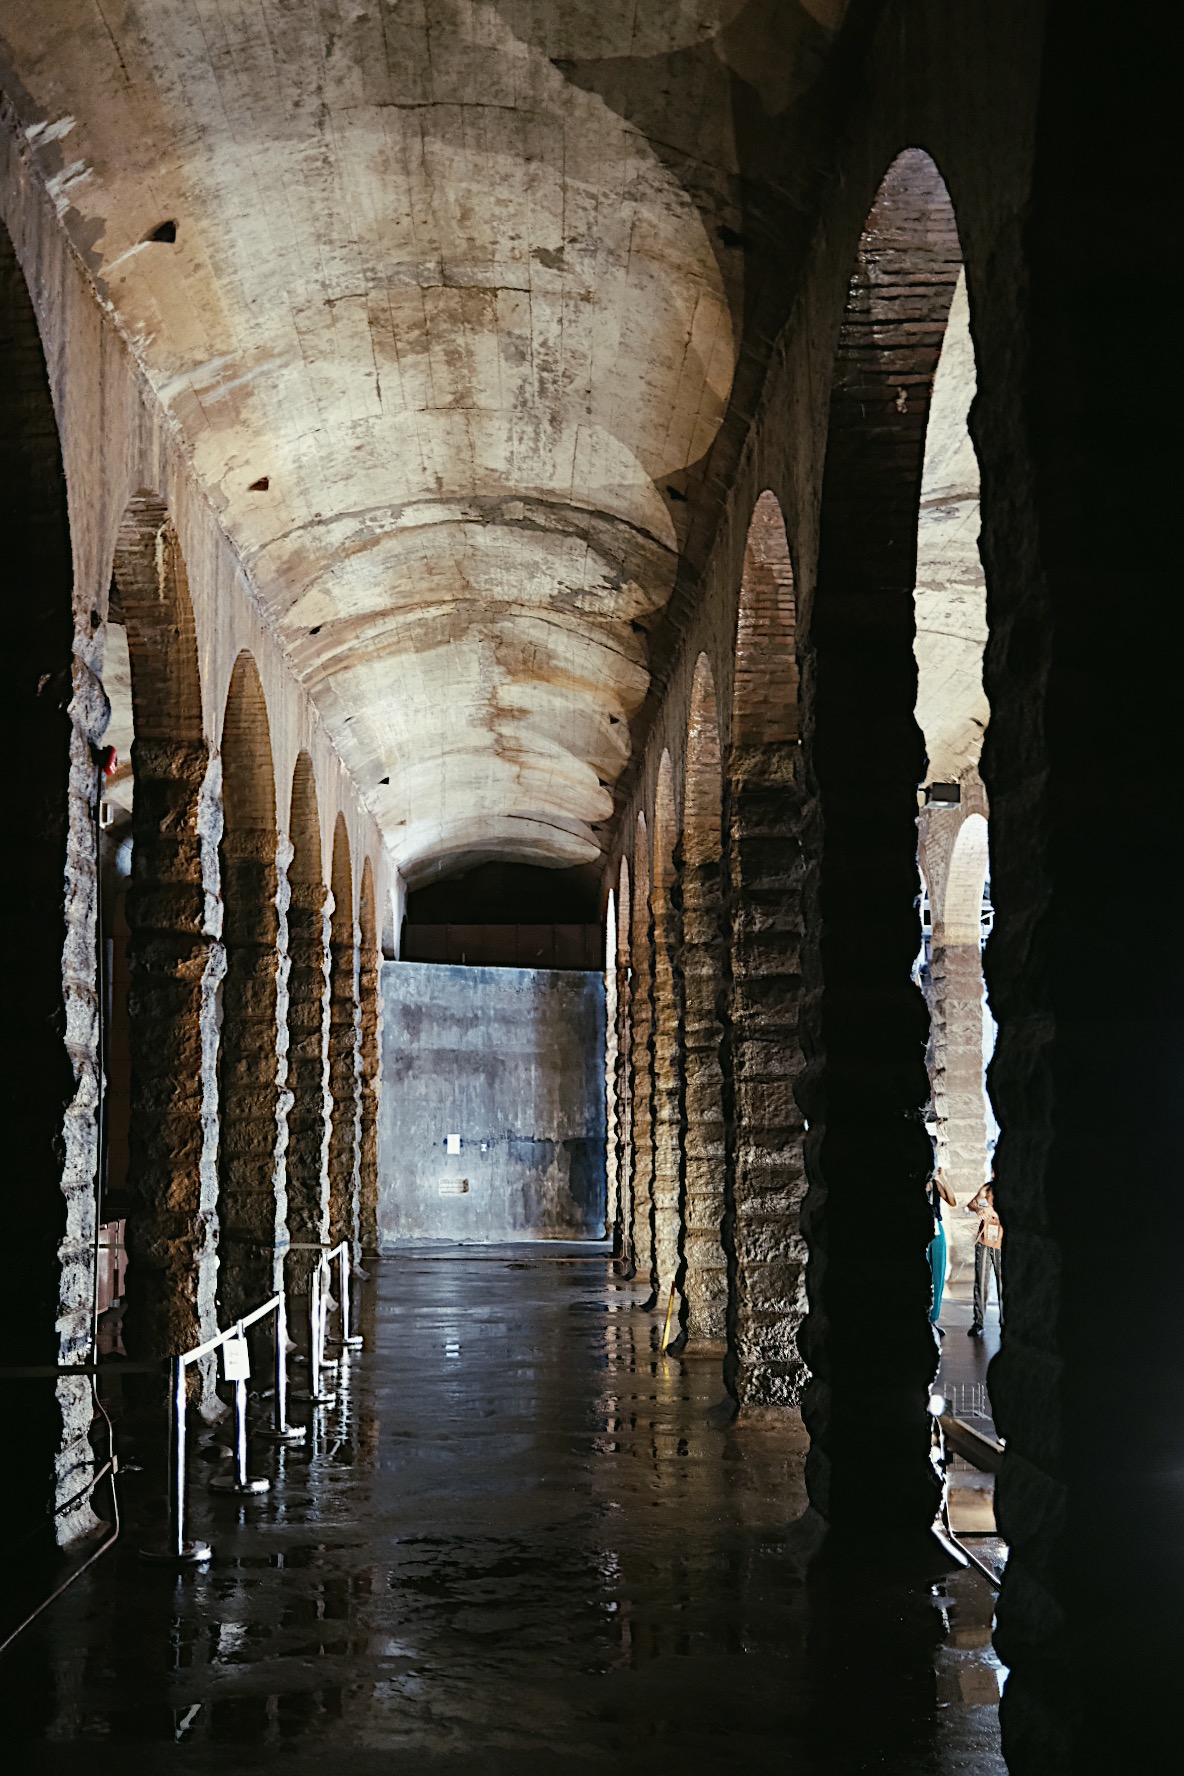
[378,961,606,1243]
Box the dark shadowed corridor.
[5,1253,1002,1775]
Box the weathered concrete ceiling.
[0,0,847,885]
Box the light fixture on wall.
[924,782,962,808]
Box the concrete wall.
[378,962,606,1244]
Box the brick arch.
[726,493,809,1409]
[112,498,203,744]
[288,751,323,884]
[357,856,381,1256]
[217,650,285,1318]
[734,490,798,746]
[685,655,723,867]
[221,651,276,845]
[327,815,361,1251]
[798,146,964,1545]
[112,497,218,1361]
[650,752,683,1319]
[626,814,654,1285]
[284,752,330,1282]
[681,656,728,1350]
[2,213,80,1530]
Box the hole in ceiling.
[308,624,321,635]
[378,776,389,786]
[248,475,270,492]
[666,483,687,502]
[146,220,177,243]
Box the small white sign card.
[222,1333,251,1381]
[446,1133,462,1155]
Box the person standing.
[927,1169,957,1328]
[966,1177,1003,1338]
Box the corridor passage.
[7,1252,1003,1776]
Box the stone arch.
[283,752,330,1287]
[650,751,683,1321]
[942,812,989,945]
[327,815,361,1251]
[217,652,286,1319]
[2,214,80,1532]
[681,656,728,1350]
[798,147,965,1543]
[627,814,654,1286]
[726,489,808,1410]
[357,856,381,1256]
[111,497,218,1359]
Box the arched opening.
[626,814,653,1288]
[799,147,967,1543]
[327,816,360,1252]
[681,656,728,1352]
[650,752,683,1323]
[357,857,381,1257]
[217,653,284,1320]
[1,216,79,1537]
[110,499,214,1362]
[283,753,329,1289]
[727,489,807,1409]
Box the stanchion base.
[294,1390,337,1407]
[139,1539,213,1565]
[261,1424,307,1443]
[342,1336,364,1349]
[209,1475,271,1495]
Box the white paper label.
[222,1334,251,1381]
[446,1133,462,1155]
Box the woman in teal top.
[927,1169,956,1329]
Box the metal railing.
[295,1241,363,1409]
[140,1288,303,1566]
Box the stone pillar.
[125,738,220,1354]
[283,874,329,1290]
[679,844,728,1349]
[797,150,959,1545]
[613,935,632,1262]
[627,882,656,1292]
[928,936,987,1270]
[650,865,685,1324]
[357,920,380,1256]
[724,740,809,1407]
[604,909,620,1248]
[327,922,361,1250]
[217,834,285,1319]
[985,15,1180,1760]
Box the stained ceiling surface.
[0,0,848,884]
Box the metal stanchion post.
[298,1262,336,1406]
[339,1245,363,1349]
[210,1328,270,1495]
[139,1356,212,1564]
[265,1289,306,1443]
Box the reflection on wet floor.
[5,1249,1005,1774]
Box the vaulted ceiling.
[0,1,851,886]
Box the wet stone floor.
[6,1248,1005,1775]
